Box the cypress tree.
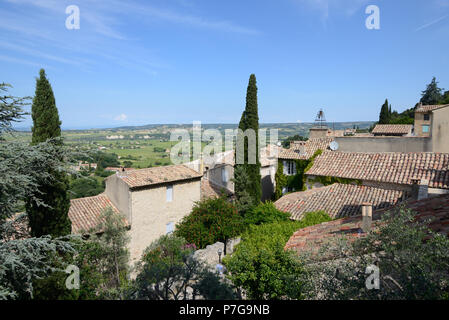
[234,74,262,208]
[26,69,71,237]
[379,99,390,124]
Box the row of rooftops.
[284,192,449,257]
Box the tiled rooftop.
[200,178,233,200]
[275,183,409,220]
[115,164,203,189]
[415,104,449,113]
[284,193,449,257]
[371,124,412,135]
[68,194,128,234]
[306,151,449,189]
[279,138,334,160]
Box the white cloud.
[114,114,128,121]
[292,0,371,21]
[415,15,449,32]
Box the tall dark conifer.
[26,69,71,237]
[420,77,443,105]
[379,99,390,124]
[234,74,262,209]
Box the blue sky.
[1,0,449,129]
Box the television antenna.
[314,109,327,128]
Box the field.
[12,121,374,169]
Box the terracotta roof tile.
[284,193,449,256]
[68,194,128,234]
[201,179,233,200]
[415,104,449,113]
[116,164,203,189]
[275,183,409,220]
[372,124,412,135]
[306,152,449,189]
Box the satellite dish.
[276,141,282,147]
[330,141,339,151]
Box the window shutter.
[166,185,173,202]
[166,222,174,234]
[283,161,288,174]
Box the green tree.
[69,177,104,199]
[234,74,262,206]
[232,165,256,215]
[420,77,443,105]
[300,207,449,300]
[175,197,244,254]
[440,90,449,104]
[131,235,237,300]
[26,69,71,238]
[224,211,332,300]
[379,99,391,124]
[243,201,290,226]
[0,82,76,300]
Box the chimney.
[361,202,373,233]
[412,178,429,200]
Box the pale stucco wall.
[128,179,201,263]
[334,136,432,153]
[431,106,449,153]
[105,174,132,223]
[207,164,234,192]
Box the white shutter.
[166,185,173,202]
[283,161,288,175]
[222,167,228,183]
[166,222,174,234]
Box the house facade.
[69,164,203,263]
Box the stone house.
[277,138,334,195]
[184,146,279,201]
[284,193,449,257]
[414,103,449,137]
[304,151,449,196]
[69,164,203,263]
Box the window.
[283,161,296,175]
[166,222,174,235]
[221,167,229,183]
[287,161,296,175]
[166,185,173,202]
[422,125,430,133]
[424,113,430,121]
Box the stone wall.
[334,136,432,153]
[431,106,449,153]
[128,179,201,263]
[105,174,132,223]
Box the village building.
[284,193,449,257]
[275,183,410,220]
[184,145,279,201]
[371,124,413,137]
[68,164,203,263]
[334,104,449,153]
[304,151,449,195]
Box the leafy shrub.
[175,197,244,253]
[131,235,237,300]
[300,207,449,300]
[69,177,104,199]
[243,201,290,226]
[224,211,332,299]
